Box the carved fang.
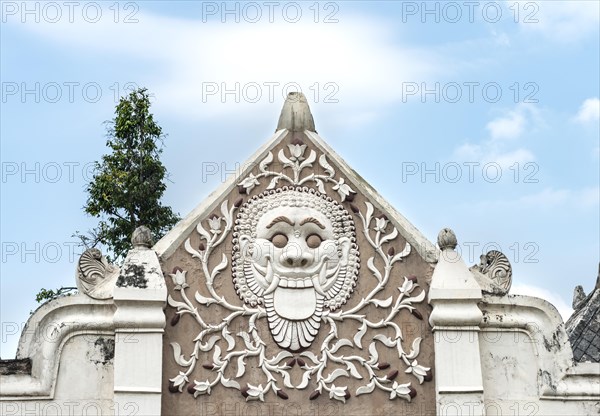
[312,274,326,296]
[264,271,281,295]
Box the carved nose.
[281,246,313,268]
[286,257,308,267]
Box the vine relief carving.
[167,143,431,403]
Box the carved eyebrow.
[299,217,326,229]
[266,216,294,229]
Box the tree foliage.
[82,88,180,262]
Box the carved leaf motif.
[401,289,426,304]
[319,154,335,177]
[296,371,312,389]
[405,337,422,360]
[170,342,190,366]
[167,294,188,310]
[209,254,228,283]
[195,291,217,306]
[282,371,294,388]
[379,227,399,247]
[237,332,256,351]
[356,380,376,396]
[298,149,317,170]
[323,368,349,384]
[330,339,353,354]
[266,176,280,190]
[367,342,379,365]
[365,202,374,225]
[222,327,235,352]
[354,322,368,349]
[278,149,292,167]
[199,335,221,351]
[315,178,326,194]
[236,356,246,378]
[345,361,363,379]
[259,152,273,172]
[220,200,231,224]
[184,238,202,259]
[196,222,211,243]
[391,243,411,262]
[221,377,241,390]
[213,345,224,366]
[300,351,320,365]
[367,257,382,283]
[371,297,393,308]
[269,351,294,364]
[373,334,397,348]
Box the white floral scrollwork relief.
[237,143,356,202]
[167,144,430,403]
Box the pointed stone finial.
[573,285,586,310]
[276,92,316,133]
[132,226,153,249]
[437,228,457,251]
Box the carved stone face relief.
[232,187,359,351]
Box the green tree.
[36,88,179,303]
[82,87,180,262]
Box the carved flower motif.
[405,360,430,384]
[399,276,414,294]
[329,384,349,403]
[169,371,188,392]
[389,381,413,400]
[287,144,307,162]
[208,216,222,235]
[239,173,260,193]
[332,178,355,202]
[192,380,212,397]
[245,384,265,402]
[170,269,188,290]
[374,217,389,232]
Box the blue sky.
[1,1,598,358]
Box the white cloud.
[486,110,526,141]
[10,13,440,123]
[509,1,600,43]
[473,187,599,211]
[453,104,538,169]
[511,282,572,321]
[574,98,600,124]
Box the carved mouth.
[251,259,340,296]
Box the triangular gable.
[159,93,436,414]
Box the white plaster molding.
[1,295,115,399]
[480,293,600,400]
[428,229,486,416]
[112,245,167,416]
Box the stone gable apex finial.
[276,92,316,133]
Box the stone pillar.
[428,228,486,416]
[113,227,166,416]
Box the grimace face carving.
[232,187,360,351]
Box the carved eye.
[271,233,288,248]
[306,234,322,249]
